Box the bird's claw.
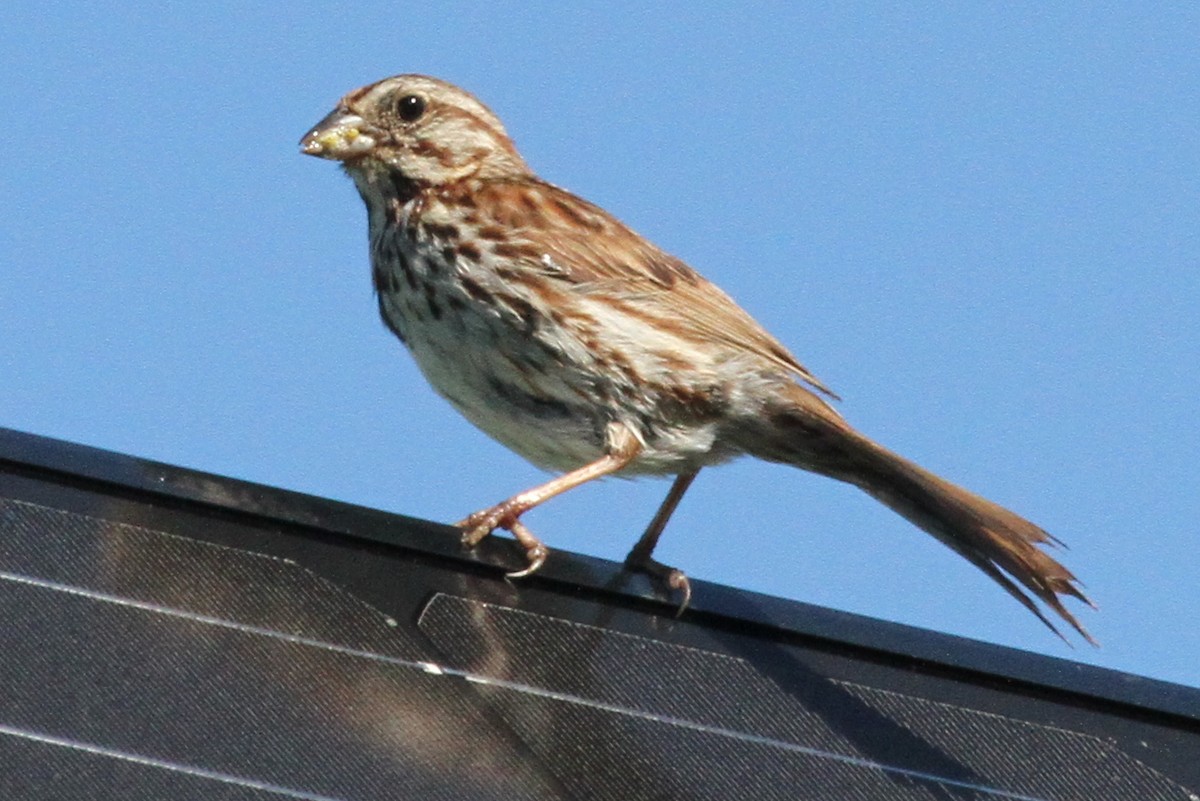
[666,569,692,616]
[505,520,548,578]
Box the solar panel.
[1,427,1196,800]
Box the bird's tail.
[740,384,1096,644]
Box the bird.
[300,74,1095,643]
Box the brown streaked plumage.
[300,74,1095,643]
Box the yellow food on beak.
[299,111,376,160]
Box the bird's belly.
[377,281,728,475]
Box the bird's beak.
[299,107,378,160]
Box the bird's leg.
[458,422,642,578]
[624,468,700,611]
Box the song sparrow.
[301,74,1094,643]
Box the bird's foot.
[457,503,548,578]
[624,552,692,615]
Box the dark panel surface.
[0,427,1197,800]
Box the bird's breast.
[365,208,735,475]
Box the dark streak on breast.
[486,375,575,420]
[498,293,541,335]
[388,174,419,204]
[460,276,490,303]
[423,284,443,320]
[423,222,459,240]
[398,250,418,290]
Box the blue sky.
[3,4,1197,687]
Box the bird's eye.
[396,94,426,122]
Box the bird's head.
[300,74,530,188]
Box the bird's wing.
[489,179,838,400]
